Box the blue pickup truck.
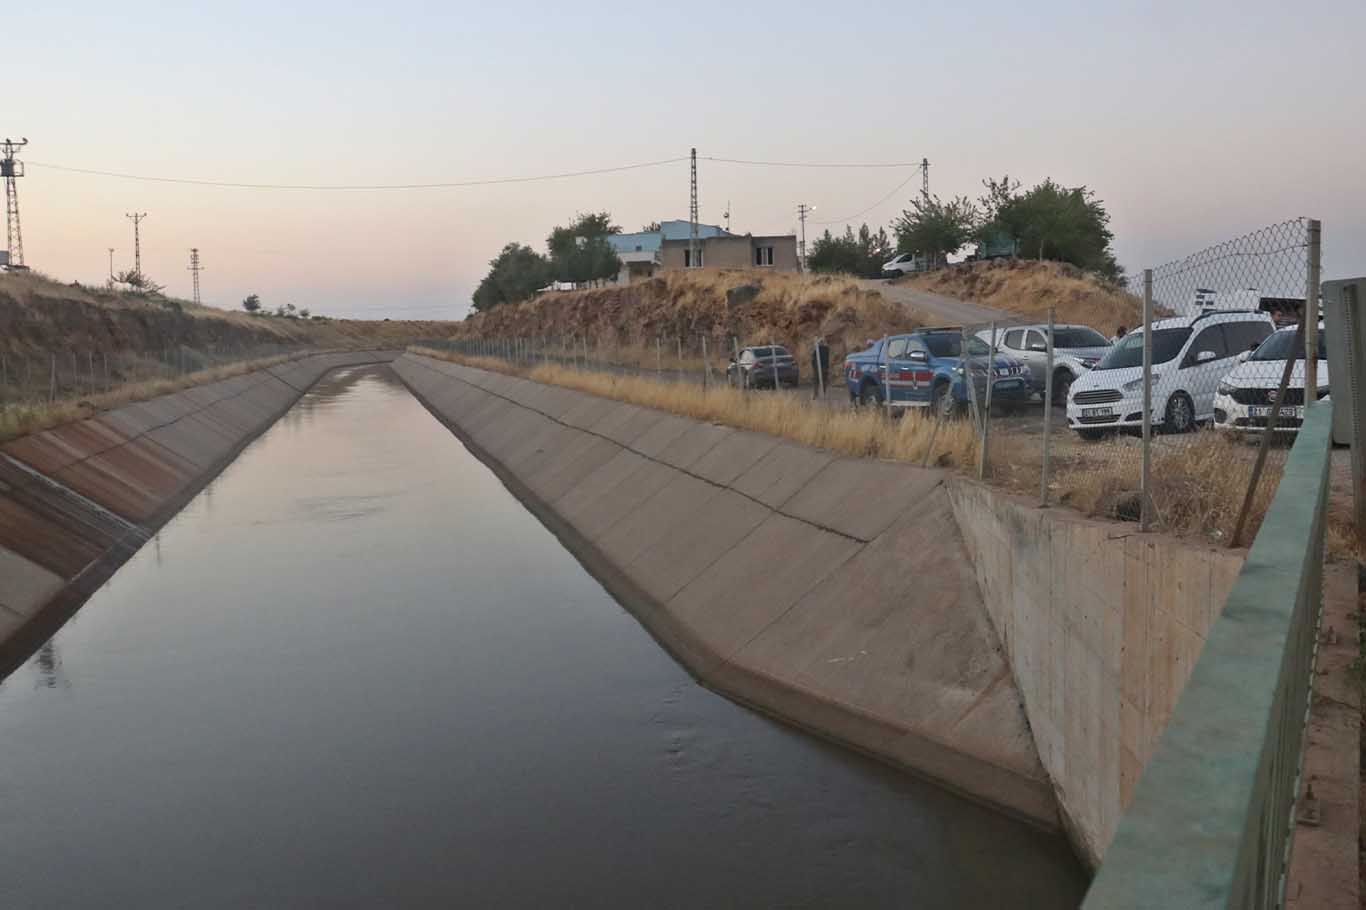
[843,329,1033,416]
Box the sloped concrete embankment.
[392,353,1058,827]
[947,481,1245,868]
[0,351,398,670]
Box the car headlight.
[1121,377,1144,392]
[1217,381,1236,397]
[1079,358,1098,369]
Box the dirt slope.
[0,272,457,355]
[901,260,1142,331]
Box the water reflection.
[0,365,1085,908]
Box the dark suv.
[727,345,800,389]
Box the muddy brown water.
[0,365,1085,908]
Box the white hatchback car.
[1066,310,1275,439]
[1213,324,1328,434]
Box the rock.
[726,284,760,310]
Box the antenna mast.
[688,148,699,268]
[2,137,29,269]
[188,248,203,305]
[126,212,147,275]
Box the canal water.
[0,366,1085,908]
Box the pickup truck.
[843,328,1033,417]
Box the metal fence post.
[701,335,711,390]
[1041,308,1055,505]
[771,338,781,393]
[1141,269,1154,532]
[1305,219,1322,394]
[978,322,997,481]
[656,337,662,377]
[815,335,825,401]
[732,337,742,391]
[676,336,683,382]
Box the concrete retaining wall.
[393,353,1059,827]
[0,351,397,671]
[946,480,1245,868]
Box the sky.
[6,0,1364,320]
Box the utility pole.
[723,200,731,234]
[688,148,699,268]
[126,212,147,275]
[107,248,115,280]
[797,203,814,272]
[188,248,203,305]
[920,157,930,197]
[2,137,29,269]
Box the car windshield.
[747,347,777,359]
[923,334,989,358]
[1053,327,1109,349]
[1094,328,1192,370]
[1252,328,1326,361]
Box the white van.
[1066,310,1275,439]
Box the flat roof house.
[606,220,798,283]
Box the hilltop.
[0,271,457,355]
[900,259,1143,330]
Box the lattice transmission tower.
[2,137,29,269]
[688,148,699,268]
[188,248,203,305]
[126,212,147,275]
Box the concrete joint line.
[406,355,867,545]
[0,453,148,543]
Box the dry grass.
[455,269,921,365]
[0,352,307,443]
[413,347,978,467]
[902,259,1149,330]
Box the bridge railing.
[1083,399,1333,909]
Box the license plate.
[1082,406,1114,418]
[1249,405,1302,419]
[994,379,1021,389]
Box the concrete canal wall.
[0,351,398,671]
[947,482,1245,868]
[393,352,1059,827]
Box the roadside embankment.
[0,351,399,672]
[948,481,1245,867]
[392,352,1058,826]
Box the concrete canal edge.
[0,351,400,676]
[393,354,1252,868]
[392,353,1060,829]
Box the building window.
[685,248,704,268]
[755,246,775,267]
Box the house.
[607,219,799,283]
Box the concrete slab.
[0,494,111,578]
[551,449,650,515]
[595,407,667,448]
[668,513,861,658]
[649,421,734,472]
[686,430,781,487]
[780,456,942,541]
[0,546,66,617]
[559,458,679,542]
[731,442,837,510]
[501,419,574,471]
[523,436,622,503]
[54,439,199,524]
[2,420,131,474]
[559,395,619,431]
[596,472,720,568]
[625,489,772,604]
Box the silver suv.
[975,324,1111,405]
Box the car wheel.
[859,382,883,408]
[1164,392,1196,434]
[1051,369,1074,408]
[1077,428,1109,441]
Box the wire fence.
[416,217,1324,545]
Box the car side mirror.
[1196,350,1217,363]
[1028,342,1047,352]
[908,350,928,363]
[1236,351,1251,363]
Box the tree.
[242,294,261,313]
[808,223,894,278]
[640,221,662,232]
[892,194,980,263]
[471,242,554,312]
[114,269,165,296]
[547,211,622,286]
[299,308,311,319]
[977,176,1122,281]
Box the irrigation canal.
[0,365,1084,907]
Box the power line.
[27,157,689,191]
[701,156,924,169]
[810,171,919,226]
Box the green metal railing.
[1084,401,1333,909]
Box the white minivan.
[1066,310,1275,439]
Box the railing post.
[1041,308,1054,505]
[1141,269,1154,532]
[1304,219,1321,394]
[978,322,997,481]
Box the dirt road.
[861,278,1008,326]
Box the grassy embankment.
[0,270,458,442]
[453,269,923,370]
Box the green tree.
[547,212,622,286]
[892,194,980,264]
[978,176,1122,280]
[808,223,894,278]
[242,294,262,313]
[471,242,554,312]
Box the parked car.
[881,252,928,278]
[843,329,1032,416]
[1213,324,1328,434]
[974,324,1111,405]
[1066,310,1274,439]
[727,345,799,389]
